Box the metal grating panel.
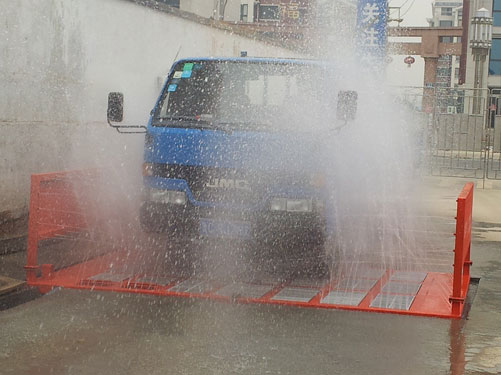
[390,271,427,283]
[216,282,272,299]
[135,276,173,286]
[320,291,367,306]
[169,279,215,293]
[288,277,329,288]
[354,268,386,280]
[248,275,287,286]
[370,294,415,310]
[271,287,319,302]
[335,278,377,291]
[88,273,129,282]
[381,281,422,295]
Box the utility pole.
[388,6,403,26]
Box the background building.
[156,0,359,52]
[458,1,498,118]
[461,1,495,89]
[144,0,320,52]
[488,0,501,88]
[158,0,312,31]
[427,1,463,90]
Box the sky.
[390,0,434,27]
[386,0,436,86]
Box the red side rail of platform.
[25,171,91,284]
[450,182,474,318]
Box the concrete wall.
[0,0,299,217]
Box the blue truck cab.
[107,57,356,256]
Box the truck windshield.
[153,60,327,130]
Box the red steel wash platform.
[25,171,474,319]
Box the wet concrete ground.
[0,177,500,374]
[460,240,501,374]
[0,288,452,375]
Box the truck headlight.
[270,198,287,211]
[270,198,312,212]
[169,190,187,205]
[149,189,186,205]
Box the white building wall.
[223,1,242,22]
[179,0,217,18]
[0,0,300,216]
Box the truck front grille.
[151,164,267,206]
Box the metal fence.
[395,86,501,182]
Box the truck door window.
[158,64,222,120]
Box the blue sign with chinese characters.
[356,0,388,60]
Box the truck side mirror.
[337,90,358,121]
[106,92,146,134]
[107,92,124,122]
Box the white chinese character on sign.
[362,3,380,24]
[364,28,379,46]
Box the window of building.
[494,0,501,26]
[489,38,501,75]
[440,36,453,43]
[489,90,501,119]
[439,20,453,27]
[441,7,452,16]
[437,67,451,76]
[240,4,248,22]
[258,5,280,21]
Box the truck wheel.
[322,237,342,278]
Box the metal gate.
[486,89,501,179]
[396,87,501,181]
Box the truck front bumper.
[139,201,326,247]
